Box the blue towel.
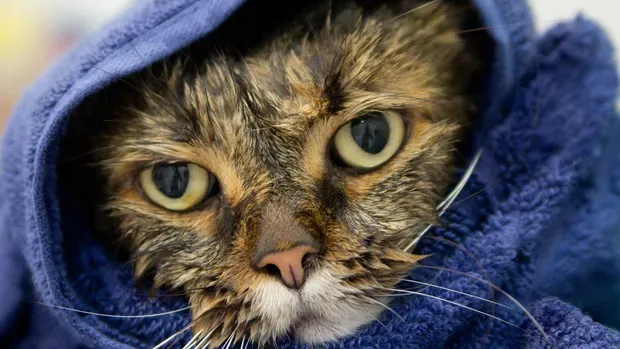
[1,0,619,348]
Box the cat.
[65,0,485,346]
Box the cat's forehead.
[177,41,436,145]
[165,56,329,155]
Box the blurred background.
[0,0,131,126]
[0,0,619,130]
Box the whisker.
[378,287,520,329]
[183,330,203,349]
[221,328,238,349]
[153,322,195,349]
[409,20,537,50]
[395,150,481,249]
[409,237,501,339]
[392,279,512,309]
[414,235,496,298]
[32,302,191,318]
[92,66,143,94]
[170,312,218,349]
[193,326,218,349]
[397,256,448,294]
[432,24,542,213]
[390,0,440,21]
[438,150,483,214]
[194,336,211,349]
[362,296,405,322]
[362,309,391,333]
[416,265,550,342]
[448,174,505,209]
[377,92,452,106]
[403,149,483,252]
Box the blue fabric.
[1,0,619,348]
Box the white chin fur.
[251,281,300,337]
[251,269,383,344]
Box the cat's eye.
[332,111,406,169]
[139,163,214,211]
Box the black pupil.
[350,112,390,154]
[152,164,190,198]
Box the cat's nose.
[253,202,320,289]
[255,245,319,289]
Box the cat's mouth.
[186,250,423,346]
[249,268,386,344]
[186,249,422,346]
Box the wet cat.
[69,0,485,346]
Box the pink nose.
[256,245,318,289]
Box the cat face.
[96,0,480,345]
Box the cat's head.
[93,0,482,345]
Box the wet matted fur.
[60,0,487,346]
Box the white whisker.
[407,256,448,293]
[194,326,218,349]
[362,309,391,333]
[153,323,194,349]
[390,0,440,21]
[418,265,550,343]
[221,328,237,349]
[379,287,520,328]
[437,149,484,215]
[195,326,217,349]
[183,330,203,349]
[362,296,405,322]
[33,302,191,319]
[195,338,211,349]
[403,149,483,252]
[395,279,513,309]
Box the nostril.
[301,251,315,269]
[263,263,281,277]
[255,245,319,289]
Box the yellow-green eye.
[332,111,406,169]
[139,163,213,211]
